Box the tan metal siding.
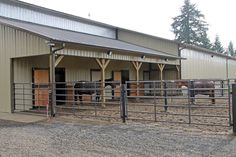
[0,24,49,112]
[117,30,178,56]
[14,30,49,57]
[0,24,49,58]
[13,56,49,83]
[13,56,49,111]
[164,70,177,80]
[57,57,149,82]
[58,57,99,81]
[181,49,227,79]
[0,25,11,112]
[228,59,236,78]
[13,56,150,84]
[14,58,32,83]
[0,1,116,38]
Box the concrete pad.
[0,112,48,123]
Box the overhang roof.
[0,17,181,59]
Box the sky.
[21,0,236,49]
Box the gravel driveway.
[0,118,236,157]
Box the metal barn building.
[0,0,181,113]
[1,0,236,114]
[180,45,236,79]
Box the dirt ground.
[1,118,236,157]
[55,94,232,134]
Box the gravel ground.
[0,118,236,157]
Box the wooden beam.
[96,58,103,69]
[49,52,56,116]
[132,61,142,96]
[96,58,110,70]
[95,58,111,107]
[55,56,64,67]
[158,64,165,96]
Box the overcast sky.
[21,0,236,48]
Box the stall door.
[33,69,49,107]
[113,71,122,97]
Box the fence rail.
[13,83,51,117]
[13,79,235,127]
[125,79,233,126]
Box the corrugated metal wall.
[228,59,236,78]
[13,56,152,83]
[0,24,49,112]
[57,56,149,81]
[0,1,116,38]
[13,56,49,83]
[117,29,179,56]
[57,48,178,65]
[181,49,227,79]
[149,66,177,80]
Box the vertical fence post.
[221,80,224,96]
[228,80,232,126]
[49,87,53,116]
[187,80,193,124]
[12,83,16,112]
[72,82,76,115]
[121,84,127,123]
[154,82,157,122]
[164,82,168,112]
[94,82,97,117]
[232,84,236,134]
[23,84,25,111]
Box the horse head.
[177,80,189,88]
[97,78,116,89]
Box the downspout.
[49,42,65,116]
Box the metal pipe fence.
[53,81,122,120]
[13,83,51,117]
[13,79,236,127]
[125,79,233,127]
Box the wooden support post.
[158,64,165,96]
[132,61,142,96]
[55,55,64,67]
[49,51,56,116]
[176,65,180,80]
[96,58,110,107]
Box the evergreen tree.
[212,35,224,53]
[171,0,211,49]
[227,41,235,56]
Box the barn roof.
[0,16,181,59]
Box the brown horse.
[177,80,215,104]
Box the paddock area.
[13,79,235,132]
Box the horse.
[74,78,115,104]
[177,80,215,104]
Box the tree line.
[171,0,235,56]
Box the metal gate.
[53,81,122,120]
[124,79,233,127]
[13,83,51,116]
